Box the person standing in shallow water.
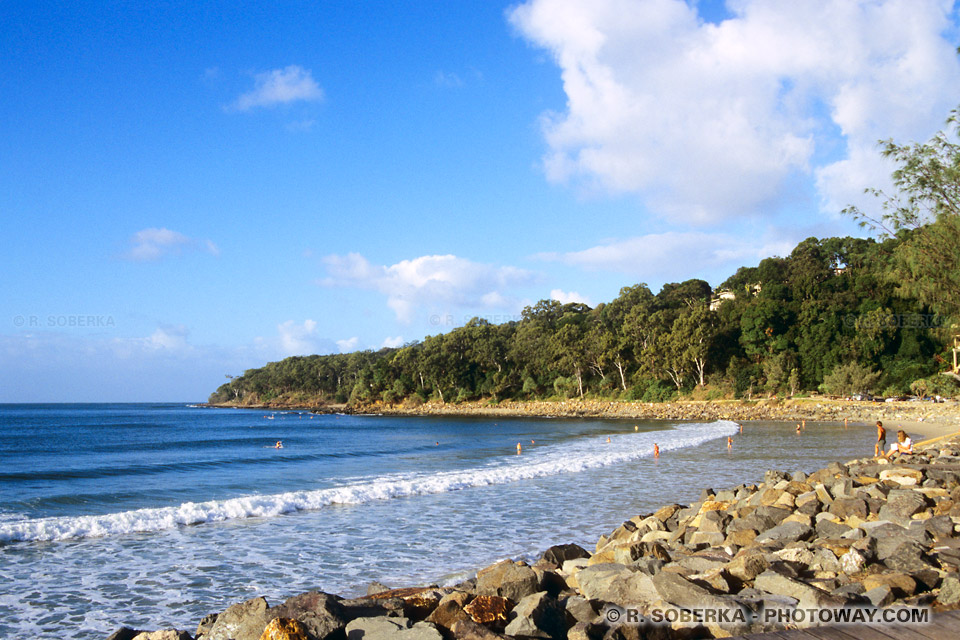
[875,421,886,457]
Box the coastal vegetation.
[209,109,960,409]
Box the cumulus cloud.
[337,336,360,352]
[537,230,798,282]
[318,253,538,323]
[509,0,960,223]
[550,289,592,305]
[276,319,322,357]
[381,336,405,349]
[124,228,219,262]
[230,65,324,111]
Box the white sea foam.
[0,420,737,544]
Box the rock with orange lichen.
[259,618,309,640]
[462,595,513,629]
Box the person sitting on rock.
[884,429,912,459]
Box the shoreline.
[114,425,960,640]
[205,396,960,439]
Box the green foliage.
[845,105,960,323]
[819,361,883,396]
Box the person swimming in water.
[275,441,283,449]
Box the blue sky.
[2,0,959,402]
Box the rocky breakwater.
[108,436,960,640]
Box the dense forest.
[209,231,955,407]
[210,108,960,407]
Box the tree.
[819,361,883,397]
[845,105,960,321]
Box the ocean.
[0,403,874,639]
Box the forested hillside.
[209,233,955,407]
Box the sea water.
[0,404,875,639]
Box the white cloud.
[276,319,321,357]
[230,65,324,112]
[509,0,960,223]
[319,253,538,323]
[124,228,219,262]
[337,336,360,352]
[145,325,191,351]
[537,229,799,282]
[381,336,404,349]
[550,289,592,305]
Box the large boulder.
[574,564,659,607]
[503,592,568,640]
[449,620,509,640]
[206,596,272,640]
[753,521,813,546]
[877,490,929,525]
[542,544,591,567]
[476,561,540,603]
[270,591,348,640]
[344,618,442,640]
[754,571,847,611]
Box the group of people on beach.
[875,420,913,459]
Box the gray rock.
[503,592,567,640]
[567,621,606,640]
[808,548,842,573]
[938,575,960,607]
[754,521,813,546]
[753,570,847,610]
[831,583,866,598]
[476,561,540,603]
[648,572,749,635]
[863,585,895,607]
[924,515,954,539]
[205,596,271,640]
[105,629,142,640]
[677,555,728,574]
[629,557,663,576]
[883,540,933,574]
[575,564,659,606]
[878,490,929,525]
[346,617,408,640]
[449,620,509,640]
[815,519,852,539]
[764,471,790,485]
[340,597,406,620]
[345,618,443,640]
[270,591,348,640]
[563,596,599,624]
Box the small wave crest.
[0,420,737,544]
